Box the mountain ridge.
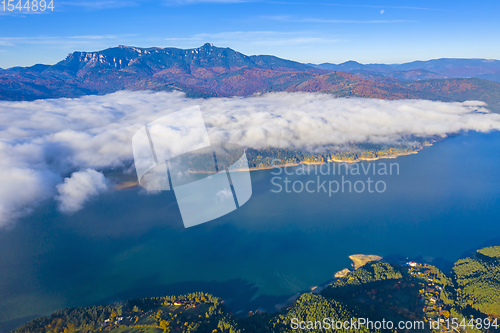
[1,44,500,112]
[309,58,500,83]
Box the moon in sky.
[380,10,385,14]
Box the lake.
[1,131,500,332]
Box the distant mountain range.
[1,43,500,112]
[308,58,500,83]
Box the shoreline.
[113,146,431,190]
[197,149,425,173]
[328,143,433,163]
[311,253,383,295]
[328,151,419,163]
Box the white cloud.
[216,188,233,203]
[0,35,120,47]
[263,16,413,24]
[267,2,444,11]
[0,91,500,227]
[56,169,109,213]
[164,31,343,48]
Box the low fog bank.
[0,91,498,226]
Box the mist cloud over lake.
[0,91,499,226]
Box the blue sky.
[0,0,499,68]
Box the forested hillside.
[13,247,500,333]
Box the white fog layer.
[0,91,499,226]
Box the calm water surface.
[1,131,500,332]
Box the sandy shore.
[328,141,434,164]
[113,144,432,190]
[329,150,420,164]
[300,161,326,165]
[334,268,351,278]
[332,254,383,280]
[349,254,383,270]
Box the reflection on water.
[1,132,500,332]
